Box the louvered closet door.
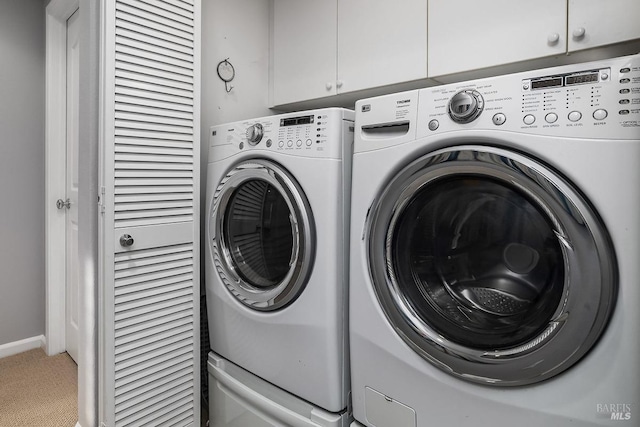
[100,0,200,426]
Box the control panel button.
[266,139,272,147]
[492,113,506,126]
[620,88,630,94]
[523,114,536,125]
[620,78,630,84]
[619,110,630,115]
[306,139,312,146]
[296,139,302,147]
[428,119,439,131]
[619,99,630,104]
[545,113,558,124]
[287,140,293,147]
[568,111,582,122]
[278,140,284,148]
[239,142,244,150]
[593,109,608,120]
[600,73,609,81]
[620,67,631,73]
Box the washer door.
[367,146,616,386]
[210,160,315,311]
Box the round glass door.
[368,146,616,386]
[210,160,315,311]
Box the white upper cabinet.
[272,0,427,106]
[337,0,427,94]
[428,0,567,78]
[272,0,640,106]
[568,0,640,52]
[272,0,337,106]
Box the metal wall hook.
[217,58,235,93]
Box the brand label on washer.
[396,99,412,120]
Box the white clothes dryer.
[349,54,640,427]
[205,108,354,426]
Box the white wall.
[199,0,272,277]
[201,0,272,134]
[0,0,46,346]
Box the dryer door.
[210,159,315,311]
[367,146,616,386]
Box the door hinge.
[98,186,106,214]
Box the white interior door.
[65,7,80,364]
[100,0,201,425]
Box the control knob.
[246,123,264,145]
[448,90,484,123]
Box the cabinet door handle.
[547,33,560,45]
[336,80,344,89]
[572,27,586,40]
[325,82,333,91]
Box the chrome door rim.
[210,159,315,311]
[366,145,617,386]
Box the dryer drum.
[210,160,315,311]
[224,179,294,288]
[367,146,617,386]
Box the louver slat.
[115,32,193,62]
[113,3,194,230]
[116,375,193,414]
[115,365,192,401]
[105,0,198,424]
[140,0,193,18]
[116,19,192,50]
[115,101,194,120]
[116,44,193,72]
[114,245,194,426]
[119,0,193,27]
[116,77,194,100]
[115,307,193,338]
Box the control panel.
[209,108,354,162]
[416,53,640,140]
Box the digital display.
[280,115,314,126]
[565,72,599,86]
[531,77,563,90]
[525,69,607,91]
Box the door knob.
[119,234,134,247]
[56,198,71,210]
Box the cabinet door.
[337,0,427,93]
[568,0,640,52]
[428,0,566,77]
[272,0,337,106]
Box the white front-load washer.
[205,108,354,426]
[349,54,640,426]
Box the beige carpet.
[0,348,77,427]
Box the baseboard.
[0,335,46,359]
